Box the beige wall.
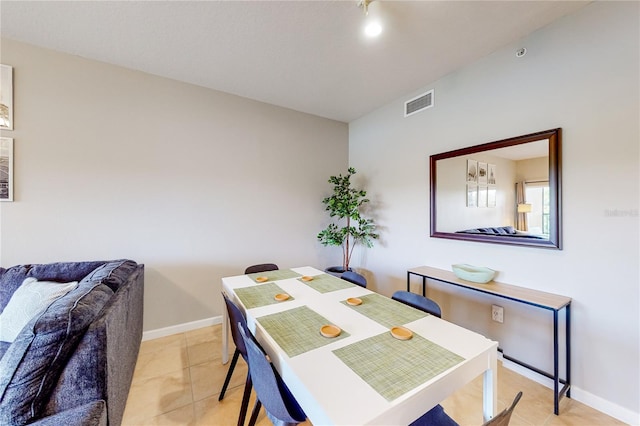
[0,39,348,330]
[350,2,638,422]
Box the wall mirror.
[430,128,562,249]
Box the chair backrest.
[244,263,279,274]
[222,293,249,359]
[482,391,523,426]
[341,271,367,288]
[391,290,442,318]
[238,325,306,425]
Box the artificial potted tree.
[317,167,379,275]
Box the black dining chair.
[340,271,367,288]
[244,263,279,274]
[219,293,253,426]
[392,290,442,318]
[238,325,307,426]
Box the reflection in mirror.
[430,128,561,249]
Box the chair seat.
[410,404,459,426]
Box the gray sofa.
[0,260,144,426]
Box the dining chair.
[411,391,522,426]
[340,270,367,288]
[238,325,307,426]
[409,404,459,426]
[219,293,253,426]
[391,290,442,318]
[244,263,279,274]
[482,391,523,426]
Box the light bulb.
[364,21,382,37]
[362,0,383,37]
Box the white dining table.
[221,266,498,425]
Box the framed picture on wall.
[478,186,488,208]
[488,187,497,208]
[466,159,477,183]
[0,64,13,130]
[0,137,14,201]
[478,162,488,185]
[488,164,497,185]
[466,184,477,207]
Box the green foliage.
[317,167,379,270]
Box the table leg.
[566,303,571,398]
[482,350,498,422]
[222,296,229,364]
[553,310,559,414]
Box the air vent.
[404,89,434,117]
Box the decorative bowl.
[274,293,290,301]
[390,326,413,340]
[346,297,362,306]
[451,264,496,284]
[320,324,341,338]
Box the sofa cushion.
[30,400,107,426]
[0,261,107,315]
[0,342,9,361]
[0,265,30,315]
[0,261,135,425]
[0,278,78,343]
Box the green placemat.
[257,306,350,357]
[247,269,301,283]
[234,283,294,309]
[341,293,427,328]
[297,273,354,293]
[333,331,464,401]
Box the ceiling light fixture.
[358,0,383,37]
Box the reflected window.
[525,182,550,236]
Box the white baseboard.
[569,386,639,425]
[501,359,639,425]
[142,316,223,341]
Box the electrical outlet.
[491,305,504,323]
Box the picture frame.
[466,159,477,183]
[1,64,13,130]
[466,184,477,207]
[478,186,488,208]
[0,137,14,201]
[488,164,497,185]
[488,187,497,208]
[478,162,488,185]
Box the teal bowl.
[451,264,496,284]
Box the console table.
[407,266,571,415]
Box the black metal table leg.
[553,309,559,415]
[566,303,571,398]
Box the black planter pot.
[325,266,352,277]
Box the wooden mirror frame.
[430,128,562,249]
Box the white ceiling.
[0,1,589,123]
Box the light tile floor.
[122,325,625,426]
